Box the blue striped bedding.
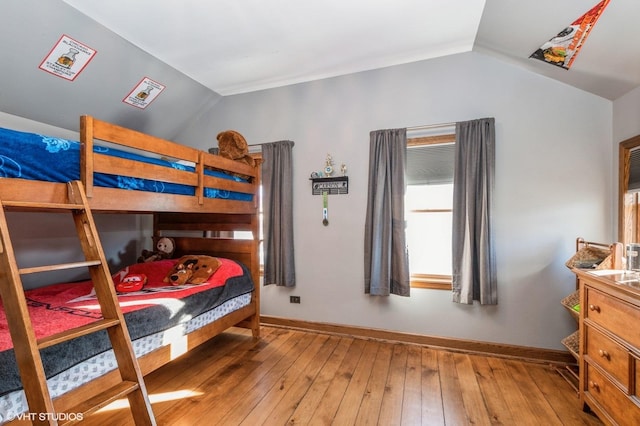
[0,126,252,201]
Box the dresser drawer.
[585,364,640,425]
[585,288,640,349]
[585,325,630,390]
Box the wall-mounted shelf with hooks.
[310,176,349,195]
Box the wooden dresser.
[576,269,640,425]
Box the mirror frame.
[619,134,640,243]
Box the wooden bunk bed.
[0,116,261,424]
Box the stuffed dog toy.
[163,255,221,285]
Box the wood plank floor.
[82,326,603,425]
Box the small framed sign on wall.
[39,34,97,81]
[123,77,166,109]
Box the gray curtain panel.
[262,140,296,287]
[364,128,410,296]
[452,118,497,304]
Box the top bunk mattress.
[0,126,252,201]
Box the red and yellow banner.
[530,0,610,69]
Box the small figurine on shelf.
[324,153,334,177]
[341,163,347,176]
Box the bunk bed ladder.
[0,180,156,425]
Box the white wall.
[613,85,640,143]
[0,49,616,349]
[180,51,614,350]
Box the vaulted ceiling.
[1,1,638,139]
[60,0,640,100]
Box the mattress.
[0,127,252,201]
[0,258,255,423]
[0,292,251,424]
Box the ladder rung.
[1,200,85,211]
[38,319,121,350]
[62,380,140,423]
[19,260,102,275]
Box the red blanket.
[0,258,243,351]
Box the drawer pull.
[589,380,600,392]
[598,349,610,360]
[588,304,601,313]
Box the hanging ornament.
[322,191,329,226]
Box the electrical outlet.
[290,296,301,304]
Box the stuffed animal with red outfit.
[137,237,175,263]
[163,255,221,285]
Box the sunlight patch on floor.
[96,389,203,412]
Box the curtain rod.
[406,122,456,131]
[247,141,295,147]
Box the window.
[405,134,455,289]
[234,153,264,269]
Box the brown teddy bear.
[137,237,175,263]
[216,130,256,168]
[163,255,221,285]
